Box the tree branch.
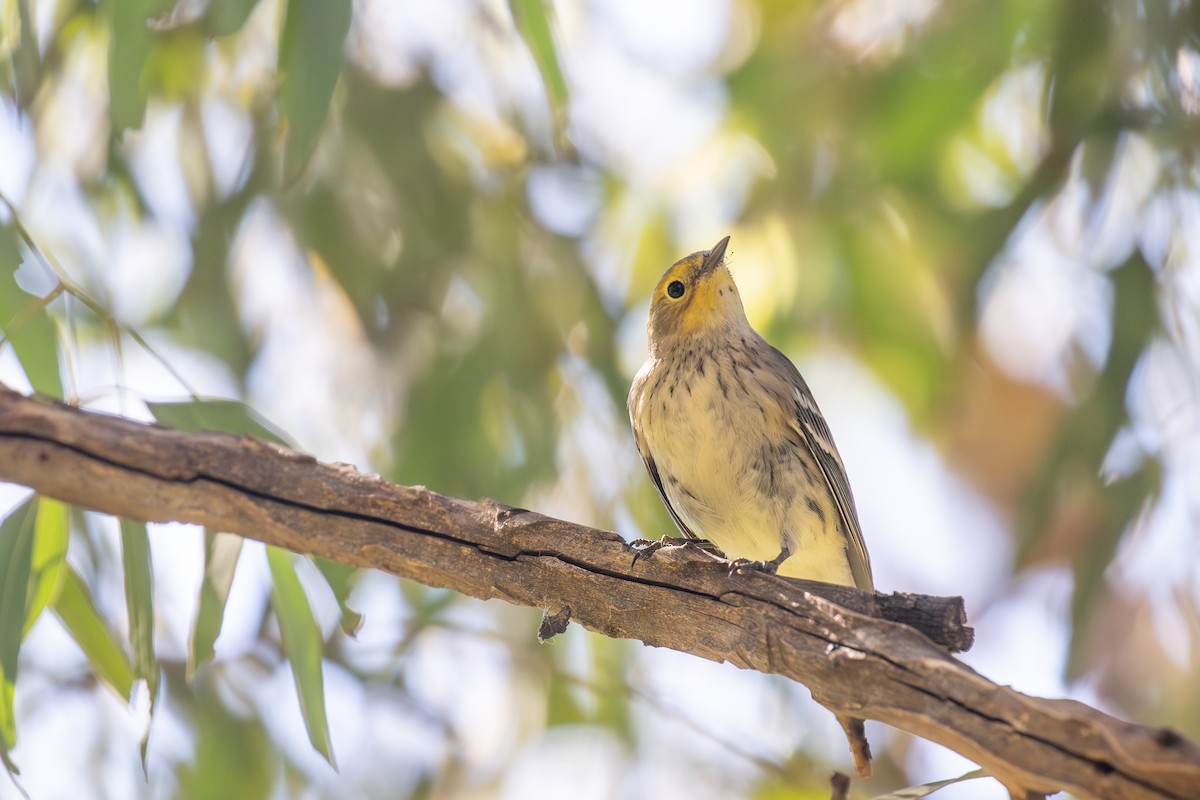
[0,385,1197,799]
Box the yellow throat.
[645,236,748,352]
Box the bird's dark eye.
[667,280,685,299]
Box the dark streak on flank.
[806,496,826,525]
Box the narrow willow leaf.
[0,498,37,752]
[312,557,362,636]
[266,546,335,766]
[0,226,18,267]
[871,768,989,800]
[53,568,134,700]
[0,747,18,780]
[177,702,274,800]
[507,0,572,154]
[150,400,360,659]
[108,0,175,132]
[508,0,569,121]
[147,398,291,445]
[119,519,157,699]
[119,518,157,770]
[24,497,68,634]
[0,245,62,398]
[278,0,352,180]
[7,0,41,108]
[188,531,243,681]
[207,0,260,37]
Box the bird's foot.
[728,545,791,577]
[727,557,779,577]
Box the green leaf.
[107,0,176,132]
[588,635,633,739]
[4,0,43,108]
[0,498,37,752]
[24,497,68,635]
[142,25,207,100]
[278,0,352,180]
[266,546,335,766]
[188,530,243,681]
[207,0,261,37]
[0,235,62,398]
[508,0,569,134]
[173,199,256,374]
[311,557,362,636]
[5,300,61,398]
[544,667,586,728]
[119,519,157,695]
[871,768,989,799]
[53,567,134,700]
[147,398,292,445]
[119,518,157,769]
[177,695,275,800]
[0,224,18,271]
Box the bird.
[627,236,874,591]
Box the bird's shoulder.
[733,337,814,418]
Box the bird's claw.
[728,541,792,577]
[728,557,780,577]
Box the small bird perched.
[628,236,874,591]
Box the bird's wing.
[764,347,875,592]
[632,425,700,541]
[629,367,701,542]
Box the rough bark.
[0,385,1197,799]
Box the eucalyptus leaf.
[311,557,362,637]
[0,498,36,752]
[108,0,175,132]
[148,398,292,445]
[207,0,261,38]
[120,516,158,772]
[278,0,352,180]
[266,546,335,766]
[53,568,134,699]
[508,0,569,134]
[23,497,68,635]
[188,531,243,680]
[119,519,158,700]
[0,247,62,398]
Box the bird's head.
[645,236,747,352]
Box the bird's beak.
[699,236,730,277]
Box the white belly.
[634,360,854,585]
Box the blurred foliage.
[1,0,1199,797]
[0,497,35,758]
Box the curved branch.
[0,385,1196,799]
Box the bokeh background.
[1,0,1199,797]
